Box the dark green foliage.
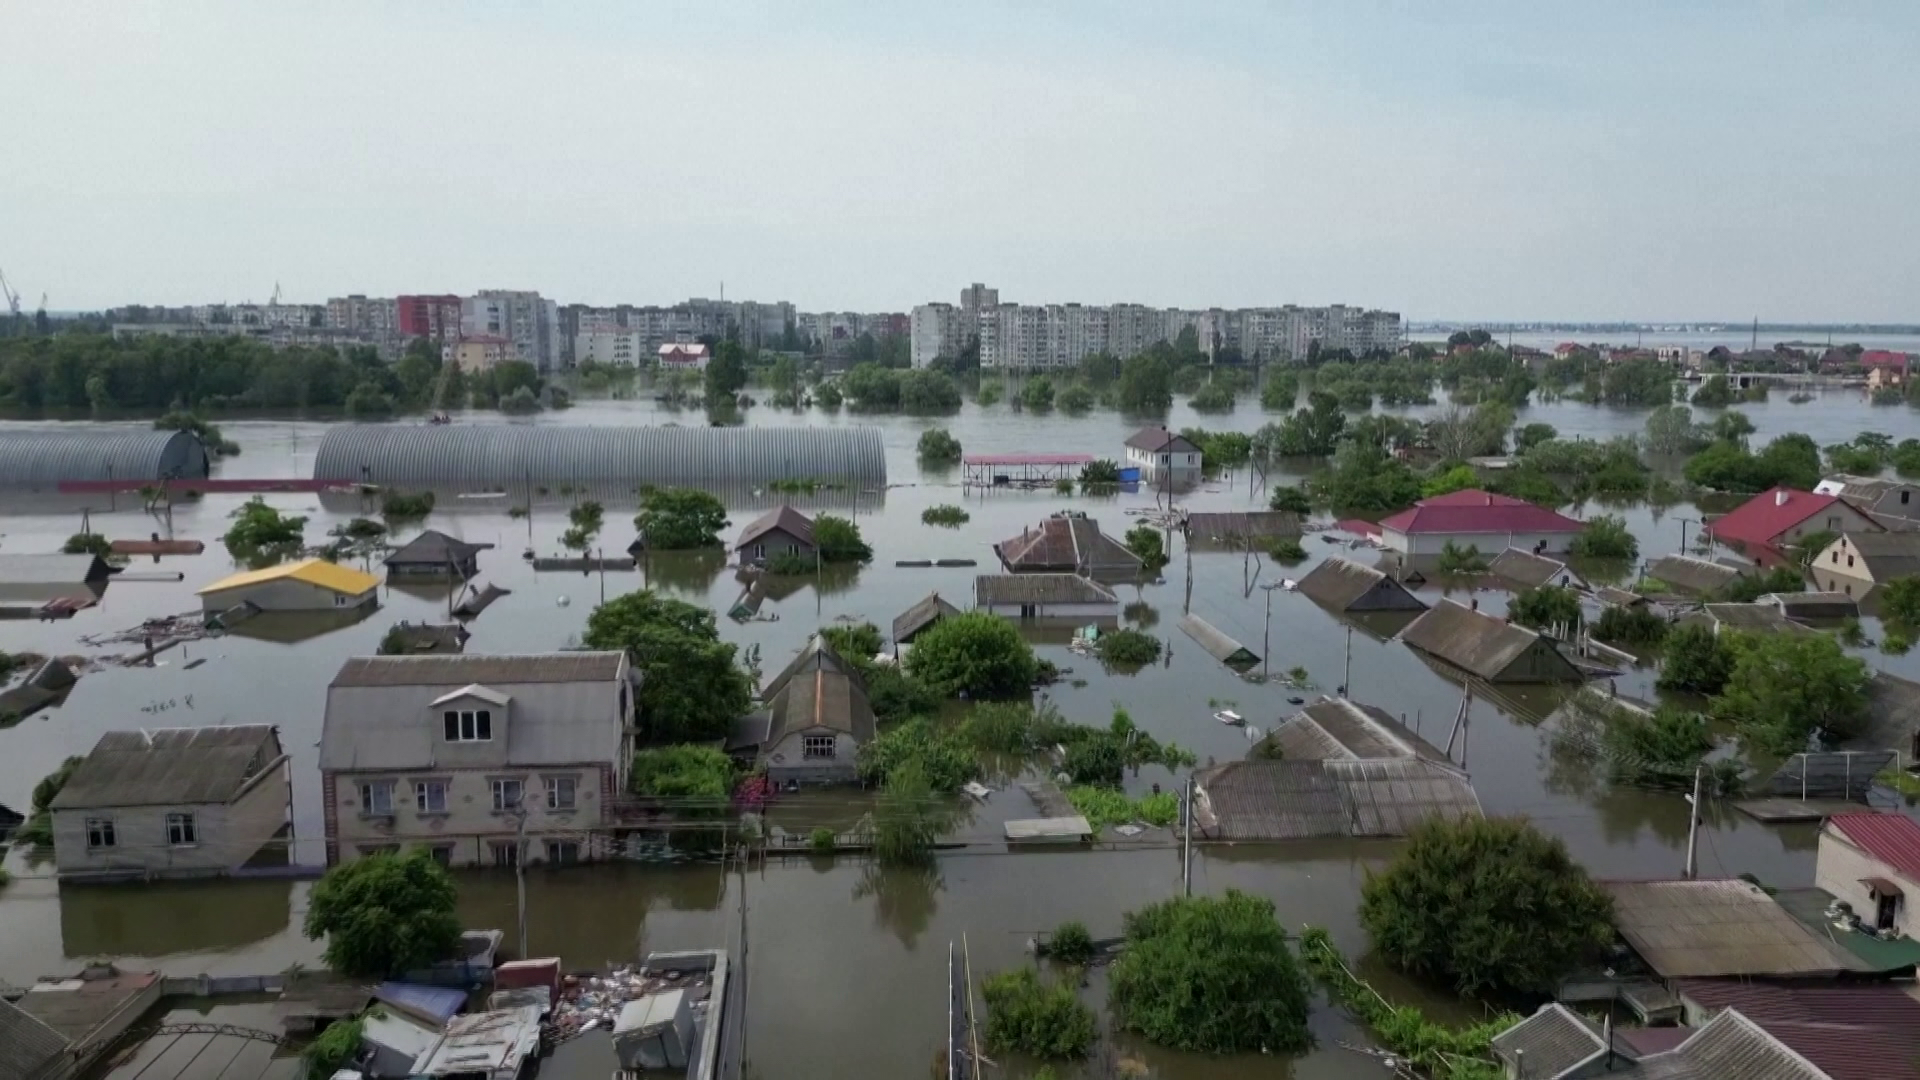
[1262,391,1346,455]
[1484,464,1567,507]
[856,719,979,792]
[1299,928,1518,1080]
[1096,629,1162,667]
[873,759,942,867]
[1079,459,1120,485]
[1124,523,1168,571]
[1309,442,1421,511]
[705,340,749,401]
[1514,423,1558,453]
[1118,353,1173,412]
[1260,370,1299,410]
[634,487,729,549]
[1047,921,1095,965]
[582,591,752,741]
[62,532,110,556]
[155,410,241,455]
[303,850,462,978]
[1719,565,1807,603]
[904,611,1038,699]
[1604,706,1714,777]
[1268,537,1307,562]
[865,664,943,725]
[1789,529,1839,570]
[1063,737,1125,787]
[1189,381,1235,412]
[1360,817,1613,996]
[809,827,837,854]
[1827,443,1884,475]
[379,490,435,520]
[1179,428,1253,472]
[1437,541,1489,574]
[1421,464,1479,499]
[1057,384,1095,413]
[1569,514,1638,559]
[983,967,1097,1059]
[1689,375,1735,407]
[1893,439,1920,478]
[920,504,969,527]
[1711,632,1870,753]
[1108,891,1312,1053]
[1657,623,1734,694]
[560,500,606,553]
[1644,404,1708,454]
[629,746,735,811]
[917,428,962,463]
[1594,604,1668,645]
[812,514,872,563]
[820,622,885,663]
[1021,375,1056,411]
[1507,585,1582,631]
[302,1017,367,1079]
[13,756,85,847]
[1268,485,1312,514]
[1685,433,1822,492]
[1879,576,1920,628]
[223,497,306,560]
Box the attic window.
[443,709,492,742]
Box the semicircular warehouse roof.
[313,424,887,490]
[0,428,210,487]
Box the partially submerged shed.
[1398,599,1582,683]
[1177,613,1259,669]
[1763,591,1859,621]
[384,530,493,579]
[1681,602,1813,636]
[0,554,117,605]
[1181,511,1302,550]
[1645,554,1747,596]
[1292,556,1427,614]
[1259,696,1448,763]
[975,574,1118,621]
[891,592,959,648]
[1192,758,1480,841]
[1487,547,1586,591]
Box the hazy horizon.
[5,1,1916,322]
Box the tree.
[1189,381,1235,412]
[873,759,942,867]
[1421,464,1479,498]
[821,622,885,663]
[1569,514,1638,559]
[1021,375,1056,411]
[1644,404,1706,454]
[1437,540,1489,574]
[705,340,749,401]
[582,591,752,741]
[1720,565,1810,603]
[917,428,962,464]
[813,514,872,563]
[1048,920,1095,964]
[1264,391,1346,455]
[1712,410,1757,442]
[982,967,1096,1059]
[1514,422,1559,453]
[1880,576,1920,628]
[1057,384,1094,413]
[857,718,979,791]
[1116,352,1173,413]
[634,487,729,549]
[1107,891,1312,1053]
[1308,441,1421,512]
[1594,604,1668,646]
[1079,459,1120,485]
[1508,585,1582,631]
[898,369,961,413]
[904,611,1038,699]
[1260,370,1299,411]
[223,497,306,559]
[1359,817,1613,996]
[1690,374,1736,407]
[629,745,735,811]
[1427,402,1511,461]
[1658,623,1734,694]
[1124,523,1168,571]
[1711,632,1870,753]
[1078,351,1121,386]
[1268,485,1312,514]
[841,362,901,410]
[303,850,462,979]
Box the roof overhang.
[430,683,510,707]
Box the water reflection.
[223,608,377,645]
[851,862,943,949]
[450,862,725,965]
[61,878,293,958]
[639,549,730,596]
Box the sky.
[3,1,1917,322]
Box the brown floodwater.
[1,386,1910,1079]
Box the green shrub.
[1268,537,1307,563]
[630,745,735,809]
[1108,891,1312,1053]
[1096,628,1162,667]
[380,490,436,520]
[1079,459,1120,485]
[921,504,970,527]
[982,967,1096,1059]
[1048,921,1095,964]
[62,532,111,557]
[1569,514,1638,559]
[809,827,837,854]
[856,719,979,792]
[917,428,963,463]
[1594,604,1668,645]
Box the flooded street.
[0,386,1910,1078]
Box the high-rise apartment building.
[465,290,561,371]
[574,327,646,367]
[325,295,399,333]
[960,282,999,314]
[397,295,463,344]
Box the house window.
[443,709,492,742]
[1848,555,1855,568]
[359,781,395,816]
[803,734,836,759]
[546,776,577,811]
[414,780,448,813]
[490,841,519,868]
[491,778,524,812]
[546,840,580,865]
[1832,551,1840,564]
[85,818,116,849]
[428,846,453,867]
[1827,516,1841,530]
[166,813,197,846]
[333,593,354,608]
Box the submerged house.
[1377,489,1586,557]
[1259,696,1451,763]
[198,559,380,615]
[1644,553,1750,597]
[733,505,815,563]
[384,530,493,579]
[1293,556,1428,614]
[1122,426,1203,487]
[1487,547,1587,591]
[975,574,1118,622]
[1816,473,1920,531]
[0,553,118,605]
[891,592,959,650]
[1680,602,1813,637]
[1398,599,1582,683]
[48,725,292,881]
[1710,486,1880,551]
[1177,613,1259,669]
[1812,532,1920,598]
[737,636,876,785]
[994,512,1143,580]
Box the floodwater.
[2,384,1915,1079]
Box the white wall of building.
[1384,530,1579,556]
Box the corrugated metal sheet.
[1266,697,1447,763]
[1636,1009,1832,1080]
[311,425,886,489]
[1490,1004,1605,1078]
[1399,599,1579,682]
[1601,879,1860,978]
[0,428,208,487]
[1178,613,1259,667]
[1294,557,1426,613]
[1829,812,1920,880]
[49,726,281,809]
[1759,751,1893,800]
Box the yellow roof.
[197,558,380,597]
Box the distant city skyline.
[4,2,1917,321]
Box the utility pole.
[1678,516,1700,554]
[512,798,530,958]
[1181,776,1195,897]
[1341,625,1353,697]
[1259,581,1285,683]
[1684,762,1704,880]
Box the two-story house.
[1123,426,1202,487]
[320,652,636,868]
[48,725,292,881]
[1816,812,1920,940]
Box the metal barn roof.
[0,428,210,487]
[311,424,886,490]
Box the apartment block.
[465,290,561,371]
[326,295,400,334]
[574,327,646,367]
[397,295,463,344]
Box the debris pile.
[543,964,709,1045]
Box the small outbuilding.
[975,574,1118,622]
[892,592,959,649]
[1487,547,1586,591]
[1398,599,1582,683]
[1293,556,1428,614]
[1177,613,1259,669]
[384,529,493,579]
[197,558,380,614]
[0,553,118,604]
[733,505,815,563]
[1681,602,1813,637]
[1644,553,1750,596]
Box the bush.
[62,532,111,557]
[1594,604,1668,645]
[1360,816,1613,996]
[1569,514,1638,559]
[1720,565,1808,603]
[1507,585,1582,632]
[1058,385,1095,413]
[1436,540,1488,573]
[1879,575,1920,628]
[809,827,837,854]
[380,490,436,520]
[1711,631,1870,754]
[304,851,463,978]
[820,622,885,665]
[917,428,962,464]
[302,1016,367,1079]
[813,514,872,563]
[865,664,943,725]
[1096,628,1162,667]
[1268,485,1313,514]
[1048,920,1095,964]
[1124,523,1167,571]
[921,504,970,527]
[982,967,1096,1059]
[874,759,943,867]
[1079,459,1121,485]
[1054,477,1074,494]
[1021,376,1056,411]
[1063,738,1125,787]
[223,497,306,559]
[856,719,979,792]
[1604,705,1715,776]
[1421,464,1479,499]
[630,745,736,810]
[1189,381,1235,412]
[1268,537,1307,563]
[1658,623,1734,693]
[904,611,1039,699]
[634,487,729,549]
[1108,891,1312,1053]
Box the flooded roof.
[1490,1004,1605,1079]
[1761,591,1858,619]
[891,592,959,643]
[384,529,493,568]
[1645,554,1746,595]
[1487,547,1580,590]
[197,558,379,597]
[14,966,162,1044]
[0,554,115,585]
[974,573,1117,606]
[1595,586,1649,608]
[1193,758,1478,841]
[1181,511,1302,547]
[1399,599,1579,682]
[734,505,814,550]
[1293,556,1427,613]
[1848,670,1920,752]
[1838,531,1920,580]
[412,1005,545,1077]
[1632,1008,1832,1080]
[993,514,1142,577]
[760,637,875,745]
[1265,696,1447,763]
[0,997,69,1079]
[1378,489,1584,536]
[1177,613,1258,667]
[329,652,627,687]
[1687,603,1813,635]
[1601,879,1861,979]
[1123,426,1201,454]
[50,726,281,810]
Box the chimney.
[1470,598,1479,612]
[1775,489,1789,506]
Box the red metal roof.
[1377,489,1584,536]
[1828,812,1920,881]
[1709,487,1851,547]
[962,453,1093,466]
[1676,980,1920,1080]
[1334,518,1382,538]
[1860,350,1910,369]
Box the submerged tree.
[304,850,462,979]
[1107,891,1312,1054]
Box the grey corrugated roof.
[1841,531,1920,580]
[49,725,281,809]
[735,505,814,550]
[0,554,114,585]
[1636,1009,1828,1080]
[974,574,1117,606]
[321,653,630,771]
[1194,758,1478,841]
[1399,599,1578,682]
[0,427,209,487]
[330,653,627,687]
[1689,603,1812,635]
[1849,670,1920,752]
[892,592,959,643]
[760,637,875,745]
[384,530,493,568]
[1488,547,1580,590]
[0,996,68,1080]
[1762,591,1858,619]
[1647,555,1746,595]
[1602,879,1860,979]
[1177,613,1259,667]
[1182,511,1302,547]
[1326,758,1481,837]
[1293,557,1426,612]
[1265,696,1446,763]
[1596,586,1649,607]
[1123,426,1201,454]
[1491,1004,1605,1079]
[311,424,886,489]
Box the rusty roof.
[1293,556,1427,613]
[735,505,814,550]
[1398,599,1580,682]
[994,513,1142,577]
[1602,879,1861,979]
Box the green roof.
[1773,887,1920,973]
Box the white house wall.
[1386,530,1578,556]
[52,760,291,878]
[330,764,613,867]
[763,730,859,784]
[1815,829,1919,940]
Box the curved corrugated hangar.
[0,428,211,487]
